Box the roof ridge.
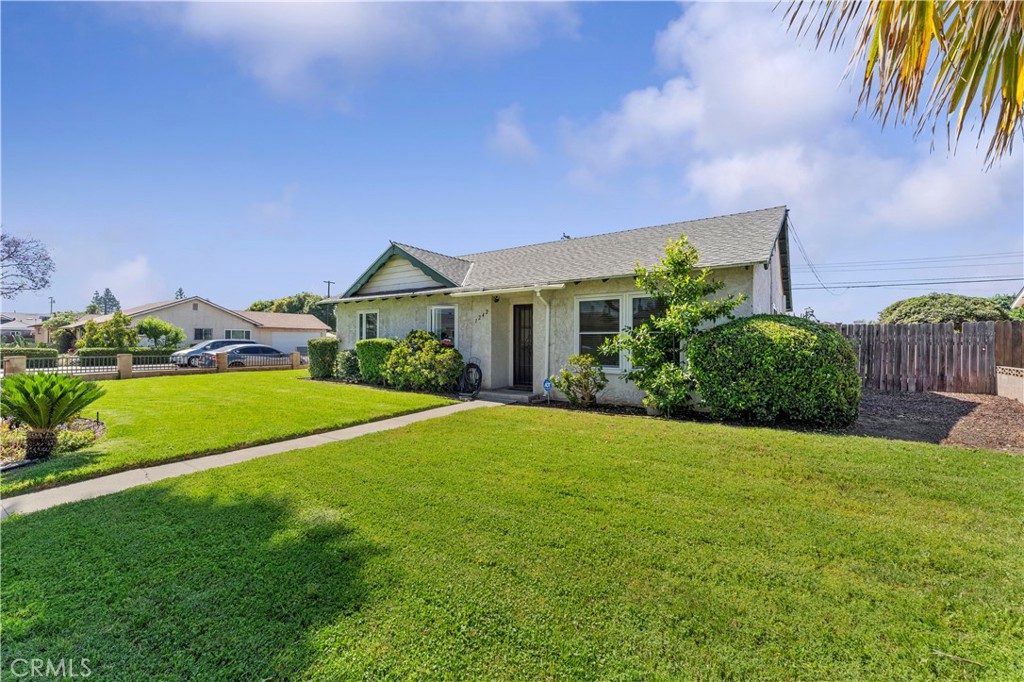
[392,241,472,263]
[456,205,786,259]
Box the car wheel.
[187,357,199,367]
[229,361,244,368]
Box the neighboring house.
[0,312,51,344]
[64,296,329,351]
[325,205,793,404]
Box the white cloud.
[88,256,166,309]
[251,183,299,224]
[151,3,578,97]
[488,104,538,161]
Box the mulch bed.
[529,389,1024,455]
[850,389,1024,454]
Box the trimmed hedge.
[688,315,860,428]
[307,338,339,379]
[76,347,175,367]
[355,338,397,385]
[381,330,464,393]
[0,347,59,359]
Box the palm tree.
[785,1,1023,163]
[1,374,106,460]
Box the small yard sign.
[543,378,552,393]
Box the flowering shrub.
[381,330,464,393]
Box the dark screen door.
[512,304,533,390]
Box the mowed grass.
[3,408,1022,680]
[0,370,452,496]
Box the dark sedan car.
[197,343,290,368]
[171,338,257,367]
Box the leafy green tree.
[879,293,1008,329]
[42,311,80,331]
[76,311,139,349]
[84,303,101,315]
[247,291,335,329]
[601,236,743,415]
[786,1,1024,163]
[135,317,186,348]
[174,288,186,300]
[991,293,1024,320]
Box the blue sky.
[4,1,1022,322]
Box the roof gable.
[343,244,467,297]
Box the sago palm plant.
[0,373,106,460]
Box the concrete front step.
[475,389,541,404]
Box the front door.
[512,304,533,390]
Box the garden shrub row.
[381,330,464,392]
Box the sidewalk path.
[1,400,503,519]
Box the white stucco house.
[65,296,330,352]
[325,206,793,404]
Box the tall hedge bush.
[0,347,59,359]
[307,337,339,379]
[355,338,397,385]
[382,330,464,393]
[879,293,1007,329]
[688,315,860,428]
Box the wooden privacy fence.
[829,321,1024,394]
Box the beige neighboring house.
[64,296,329,352]
[324,205,794,405]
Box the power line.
[793,261,1022,273]
[792,251,1023,269]
[793,276,1021,290]
[788,217,844,296]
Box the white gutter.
[449,283,565,298]
[535,289,552,382]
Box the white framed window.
[576,296,622,370]
[430,305,458,346]
[627,294,679,367]
[225,329,251,340]
[358,311,379,341]
[194,327,213,341]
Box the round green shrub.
[879,293,1007,329]
[355,338,397,385]
[336,349,360,382]
[381,330,464,393]
[307,337,339,379]
[688,315,860,428]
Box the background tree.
[174,288,185,300]
[879,292,1008,329]
[990,293,1024,320]
[247,291,335,329]
[89,289,121,314]
[135,317,186,348]
[785,1,1024,163]
[41,311,81,353]
[83,303,101,315]
[1,233,55,299]
[76,311,139,349]
[600,236,743,415]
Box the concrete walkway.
[1,400,503,519]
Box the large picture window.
[358,311,378,341]
[631,296,668,328]
[430,306,457,346]
[578,298,621,369]
[225,329,251,340]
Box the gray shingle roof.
[391,242,473,286]
[332,206,787,301]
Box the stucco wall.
[336,264,756,404]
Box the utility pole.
[323,280,335,297]
[48,296,55,314]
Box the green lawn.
[3,408,1021,680]
[0,370,452,496]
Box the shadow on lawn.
[1,485,384,680]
